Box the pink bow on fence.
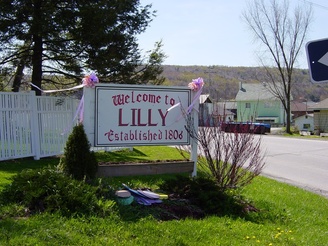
[30,72,99,134]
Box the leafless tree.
[180,115,265,191]
[242,0,312,134]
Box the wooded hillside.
[160,65,328,102]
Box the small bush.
[58,123,98,180]
[160,175,252,216]
[0,167,103,217]
[182,121,265,191]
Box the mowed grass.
[0,146,328,245]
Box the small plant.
[58,123,98,180]
[0,167,104,216]
[182,111,265,191]
[160,175,253,216]
[290,125,300,134]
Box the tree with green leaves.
[0,0,165,95]
[242,0,312,134]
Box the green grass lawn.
[0,146,327,245]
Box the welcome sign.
[83,84,194,147]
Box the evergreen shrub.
[59,123,98,180]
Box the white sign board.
[84,84,194,147]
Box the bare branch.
[182,105,265,190]
[242,0,313,134]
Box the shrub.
[160,175,249,216]
[58,123,98,180]
[0,167,102,216]
[181,117,265,191]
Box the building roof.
[235,82,277,101]
[294,113,314,121]
[308,98,328,110]
[199,94,213,104]
[291,101,308,112]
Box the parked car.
[221,122,271,134]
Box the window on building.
[303,124,310,129]
[245,103,251,108]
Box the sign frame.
[82,83,199,176]
[83,84,196,147]
[306,37,328,83]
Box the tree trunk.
[30,0,43,96]
[11,60,25,92]
[31,35,43,96]
[286,98,291,134]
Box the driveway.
[260,135,328,198]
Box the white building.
[294,114,314,132]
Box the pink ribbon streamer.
[187,86,203,113]
[30,83,84,93]
[30,73,98,134]
[78,95,84,123]
[186,77,204,113]
[167,77,204,124]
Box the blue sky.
[138,0,328,69]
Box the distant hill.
[160,65,328,102]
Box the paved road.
[260,135,328,198]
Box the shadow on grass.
[111,174,267,224]
[116,199,205,222]
[0,157,58,173]
[0,148,148,174]
[114,196,266,223]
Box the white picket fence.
[0,92,124,161]
[0,91,78,161]
[0,91,118,161]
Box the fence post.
[29,91,41,160]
